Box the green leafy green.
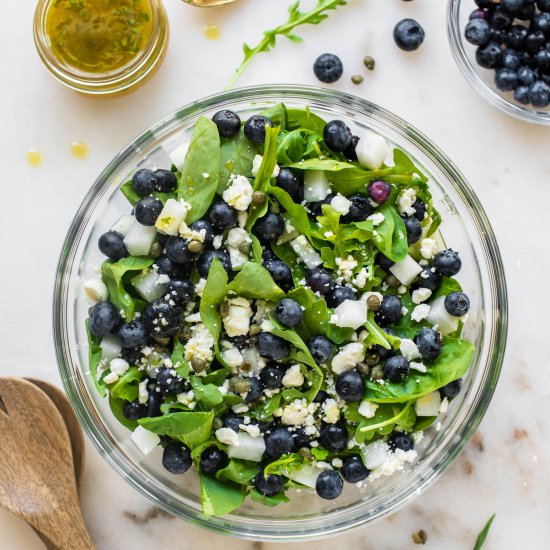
[392,149,427,182]
[285,106,327,135]
[431,275,463,301]
[269,186,312,240]
[200,474,246,516]
[216,460,258,484]
[226,262,285,302]
[371,204,408,263]
[250,234,263,264]
[251,393,282,421]
[109,396,138,430]
[199,258,229,340]
[191,376,224,408]
[264,453,305,476]
[86,320,105,397]
[177,116,220,224]
[473,514,496,550]
[287,285,330,340]
[219,131,259,194]
[359,402,415,435]
[109,367,143,402]
[325,323,354,345]
[250,488,289,507]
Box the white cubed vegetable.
[356,131,390,171]
[227,433,266,461]
[284,465,321,489]
[333,300,367,329]
[100,336,122,361]
[111,215,136,237]
[362,441,390,470]
[130,426,160,456]
[290,236,322,269]
[132,270,168,302]
[123,223,157,257]
[155,199,190,235]
[415,391,442,417]
[390,255,423,286]
[426,296,459,335]
[304,170,331,203]
[169,142,190,171]
[84,279,108,304]
[215,427,240,446]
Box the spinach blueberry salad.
[84,102,474,516]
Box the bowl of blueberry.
[54,84,507,541]
[448,0,550,124]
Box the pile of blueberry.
[465,0,550,108]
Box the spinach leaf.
[286,106,327,134]
[109,367,143,402]
[250,488,289,507]
[328,166,395,196]
[276,128,327,165]
[109,396,138,430]
[412,415,437,432]
[200,474,246,516]
[355,403,409,444]
[216,460,258,484]
[270,320,318,370]
[250,234,263,264]
[325,324,355,345]
[219,131,259,194]
[120,180,174,206]
[392,149,427,182]
[177,116,220,224]
[287,285,330,340]
[250,393,282,420]
[191,376,224,408]
[261,103,288,129]
[365,338,474,403]
[138,411,214,449]
[199,258,228,340]
[101,256,154,320]
[269,186,312,239]
[364,311,395,350]
[264,453,305,476]
[171,333,190,376]
[86,320,106,397]
[431,275,462,301]
[473,514,496,550]
[226,261,285,302]
[371,204,408,263]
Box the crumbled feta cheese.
[223,297,253,337]
[439,397,449,414]
[109,358,130,376]
[331,458,343,469]
[251,154,280,178]
[412,288,432,305]
[184,323,215,366]
[358,400,379,419]
[331,342,365,375]
[322,398,341,424]
[138,379,149,405]
[228,246,249,269]
[282,364,304,387]
[232,403,249,414]
[238,210,248,228]
[155,199,191,235]
[226,227,251,249]
[399,339,421,361]
[281,399,309,426]
[397,188,417,217]
[184,312,202,324]
[216,427,240,446]
[194,278,207,298]
[367,212,385,226]
[410,361,427,373]
[179,222,206,243]
[84,278,108,304]
[104,372,119,385]
[324,231,334,238]
[241,424,261,438]
[335,255,358,282]
[420,238,438,260]
[260,319,275,333]
[411,304,431,322]
[398,285,407,295]
[222,174,253,211]
[330,193,352,215]
[222,347,244,369]
[213,235,223,249]
[352,268,369,289]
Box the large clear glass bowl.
[448,0,550,125]
[53,85,508,541]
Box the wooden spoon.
[24,378,85,485]
[0,377,94,550]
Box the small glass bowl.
[54,85,508,541]
[33,0,169,96]
[448,0,550,125]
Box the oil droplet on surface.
[71,141,89,160]
[203,25,221,41]
[27,149,42,167]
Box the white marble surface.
[1,0,549,548]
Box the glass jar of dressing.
[182,0,237,6]
[33,0,169,96]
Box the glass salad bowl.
[54,85,507,541]
[448,0,550,125]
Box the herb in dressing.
[45,0,153,74]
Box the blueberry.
[166,279,194,306]
[313,53,344,83]
[412,198,427,221]
[371,327,395,360]
[433,249,462,276]
[415,328,443,361]
[256,332,290,361]
[439,378,463,399]
[502,0,526,11]
[276,168,303,202]
[368,180,391,204]
[501,49,521,71]
[262,245,277,262]
[326,286,356,308]
[143,299,181,338]
[465,19,491,46]
[531,12,550,34]
[307,336,334,364]
[376,252,395,272]
[209,201,238,230]
[384,356,410,382]
[254,472,284,497]
[394,18,425,51]
[135,196,163,226]
[145,390,163,417]
[525,31,546,53]
[200,446,228,475]
[154,169,177,192]
[131,169,156,196]
[514,85,531,104]
[254,213,285,242]
[313,389,330,403]
[154,255,179,277]
[121,347,143,365]
[165,237,194,268]
[89,301,122,338]
[162,442,192,474]
[342,455,369,483]
[260,364,285,389]
[495,68,519,91]
[388,432,414,452]
[490,27,508,45]
[98,230,128,261]
[535,50,550,74]
[265,428,295,459]
[506,25,528,50]
[323,120,353,152]
[474,0,493,8]
[245,377,264,403]
[197,249,232,277]
[518,65,537,85]
[335,370,365,402]
[402,215,422,244]
[476,42,503,69]
[375,295,403,326]
[319,422,348,452]
[222,413,244,431]
[490,6,514,30]
[537,0,550,11]
[263,260,294,291]
[274,298,303,328]
[293,427,311,448]
[316,470,344,500]
[212,109,241,138]
[156,367,185,395]
[122,400,144,421]
[118,320,148,349]
[444,291,470,317]
[308,194,333,218]
[189,219,215,247]
[343,135,359,161]
[341,194,374,223]
[469,8,489,20]
[244,115,273,144]
[516,0,536,19]
[227,334,249,350]
[305,268,336,295]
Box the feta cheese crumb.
[222,347,244,369]
[232,403,249,414]
[223,297,253,337]
[331,342,365,375]
[331,458,343,468]
[410,361,427,373]
[352,268,369,289]
[184,323,215,366]
[411,303,431,322]
[335,255,358,282]
[358,400,379,419]
[281,399,309,426]
[420,238,438,259]
[241,424,261,438]
[109,358,130,376]
[251,154,280,178]
[194,278,207,297]
[397,188,417,216]
[367,212,385,226]
[399,339,421,361]
[84,278,108,304]
[213,235,223,249]
[322,398,341,424]
[222,174,254,211]
[439,397,449,414]
[282,364,304,387]
[138,379,149,404]
[216,427,240,446]
[412,288,432,304]
[330,193,352,216]
[104,372,119,384]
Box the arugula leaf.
[101,256,154,320]
[250,488,289,507]
[371,204,408,263]
[109,367,143,402]
[200,474,246,516]
[191,376,224,408]
[226,262,285,302]
[226,0,347,89]
[276,128,329,165]
[473,514,496,550]
[109,396,138,430]
[287,285,330,340]
[138,412,214,449]
[177,116,220,224]
[199,258,228,340]
[86,319,106,397]
[216,460,258,484]
[365,338,475,403]
[219,131,259,194]
[355,404,404,444]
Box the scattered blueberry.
[276,168,303,202]
[135,196,163,226]
[501,49,521,71]
[263,260,294,291]
[412,198,427,221]
[162,443,192,474]
[222,413,244,431]
[274,298,303,328]
[529,80,550,107]
[433,249,462,276]
[200,446,228,475]
[376,252,395,272]
[495,67,519,90]
[212,109,241,138]
[342,194,374,222]
[326,285,357,308]
[244,115,273,144]
[534,49,550,74]
[415,328,443,361]
[323,120,353,152]
[131,169,156,196]
[154,169,177,192]
[256,332,291,361]
[308,194,333,218]
[525,30,546,53]
[190,219,215,247]
[444,291,470,317]
[319,422,348,452]
[368,180,391,204]
[470,8,490,20]
[254,213,285,242]
[121,347,143,365]
[384,355,410,383]
[506,25,528,49]
[335,370,365,402]
[145,390,163,417]
[402,215,422,244]
[465,18,491,46]
[166,279,194,306]
[98,230,128,261]
[343,135,359,161]
[209,201,238,230]
[156,367,184,395]
[305,268,336,295]
[313,389,330,403]
[531,10,550,32]
[165,237,194,268]
[315,470,344,500]
[375,295,403,325]
[143,299,181,338]
[197,249,232,277]
[245,377,264,403]
[254,472,284,497]
[89,301,122,338]
[514,84,531,103]
[118,320,148,348]
[518,65,537,85]
[371,327,396,360]
[154,255,179,277]
[439,378,463,399]
[476,42,503,68]
[342,455,370,483]
[260,364,285,389]
[265,428,295,459]
[313,53,344,83]
[307,335,334,364]
[122,400,144,421]
[393,18,425,51]
[388,432,414,452]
